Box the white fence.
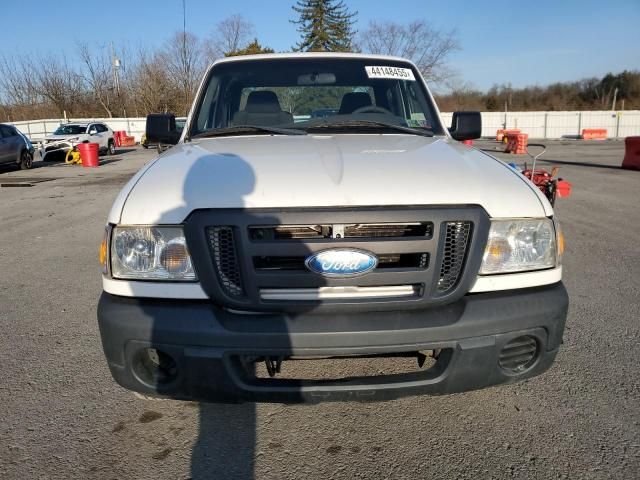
[9,110,640,142]
[440,110,640,139]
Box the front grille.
[343,223,433,238]
[249,225,328,240]
[437,221,473,293]
[260,285,422,301]
[253,253,429,271]
[189,207,488,312]
[249,222,432,241]
[206,226,244,298]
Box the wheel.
[19,150,33,170]
[546,181,558,206]
[107,140,116,155]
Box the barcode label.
[365,66,416,81]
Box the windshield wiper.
[304,120,434,137]
[192,125,306,139]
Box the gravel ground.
[0,140,638,479]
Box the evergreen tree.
[225,39,275,57]
[291,0,357,52]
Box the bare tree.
[434,78,485,111]
[3,54,86,117]
[206,14,255,60]
[161,31,205,114]
[357,20,459,83]
[36,56,85,116]
[275,87,304,113]
[128,49,178,115]
[0,55,39,107]
[77,43,117,117]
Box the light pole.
[111,42,121,96]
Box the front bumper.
[97,282,568,403]
[40,141,73,160]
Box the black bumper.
[97,282,568,403]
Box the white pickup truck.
[97,53,568,403]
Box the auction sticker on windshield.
[365,66,416,81]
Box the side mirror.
[146,113,180,145]
[449,111,481,141]
[89,129,97,135]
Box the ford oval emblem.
[305,249,378,277]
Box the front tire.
[20,150,33,170]
[107,140,116,155]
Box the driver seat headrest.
[339,92,373,114]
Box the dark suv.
[0,124,34,170]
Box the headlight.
[480,219,557,275]
[110,226,197,281]
[67,136,79,142]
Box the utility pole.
[611,87,618,111]
[182,0,188,111]
[504,100,508,129]
[111,42,121,96]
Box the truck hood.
[113,134,550,224]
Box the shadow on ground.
[533,157,625,171]
[477,146,624,171]
[97,157,127,166]
[138,153,323,479]
[0,161,52,174]
[189,403,258,478]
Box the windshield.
[54,124,87,135]
[190,57,445,137]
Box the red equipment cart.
[520,144,572,206]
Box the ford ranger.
[97,53,568,403]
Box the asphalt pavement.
[0,140,638,479]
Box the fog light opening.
[133,348,178,386]
[499,335,539,374]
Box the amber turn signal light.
[99,228,109,274]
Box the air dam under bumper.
[97,282,568,403]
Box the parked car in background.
[141,117,186,153]
[0,123,35,169]
[41,122,115,161]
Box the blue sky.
[2,0,639,91]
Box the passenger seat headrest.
[245,91,282,114]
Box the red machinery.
[520,144,572,206]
